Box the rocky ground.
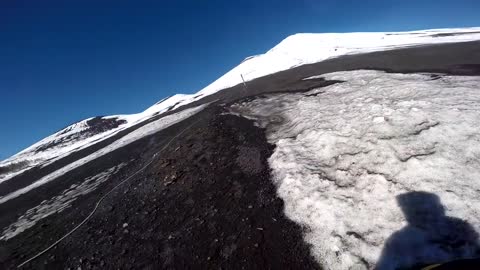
[1,106,320,269]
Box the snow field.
[231,70,480,269]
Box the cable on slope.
[17,119,201,268]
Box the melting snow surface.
[0,104,206,205]
[0,163,128,241]
[231,70,480,270]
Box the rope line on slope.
[17,119,201,268]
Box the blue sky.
[1,0,479,160]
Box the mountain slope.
[1,28,480,269]
[0,94,197,183]
[2,27,480,172]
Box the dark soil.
[429,32,480,38]
[1,106,320,270]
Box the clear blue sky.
[1,0,479,160]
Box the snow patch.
[0,118,127,183]
[231,70,480,269]
[0,163,128,241]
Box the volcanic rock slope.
[1,28,480,270]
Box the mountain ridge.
[3,27,480,167]
[1,27,480,269]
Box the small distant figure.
[376,191,480,270]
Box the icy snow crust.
[231,70,480,270]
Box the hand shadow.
[375,191,480,270]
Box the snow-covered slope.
[0,117,128,183]
[0,104,207,205]
[0,94,194,183]
[232,70,480,270]
[2,27,480,183]
[151,27,480,111]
